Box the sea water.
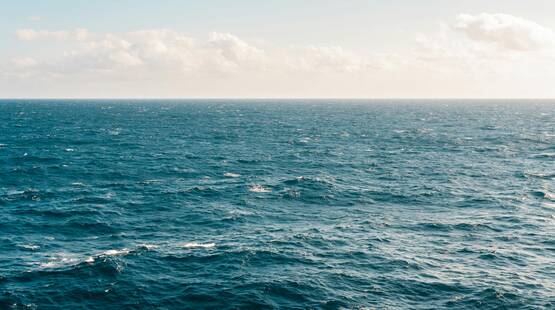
[0,100,554,309]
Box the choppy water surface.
[0,100,554,309]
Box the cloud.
[12,28,378,76]
[5,15,555,98]
[285,46,372,73]
[207,32,265,65]
[452,13,555,51]
[16,28,90,41]
[11,57,39,67]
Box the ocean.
[0,100,554,309]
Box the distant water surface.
[0,100,554,309]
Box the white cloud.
[11,57,39,67]
[207,32,265,64]
[12,28,377,76]
[5,15,555,98]
[286,46,370,73]
[452,13,555,51]
[16,28,90,41]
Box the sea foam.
[249,185,271,193]
[181,242,216,249]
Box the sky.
[1,0,555,98]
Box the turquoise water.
[0,100,554,309]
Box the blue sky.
[1,1,555,98]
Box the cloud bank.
[2,13,555,98]
[9,29,380,76]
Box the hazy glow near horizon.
[1,1,555,98]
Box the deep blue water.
[0,100,554,309]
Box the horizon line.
[1,98,554,101]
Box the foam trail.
[182,242,216,249]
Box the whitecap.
[40,253,81,269]
[71,182,86,187]
[103,192,116,199]
[524,172,555,180]
[138,244,158,250]
[108,129,121,136]
[7,190,25,196]
[39,247,138,269]
[18,244,40,250]
[249,184,271,193]
[65,148,75,152]
[181,242,215,249]
[533,152,555,158]
[224,172,241,178]
[544,191,555,201]
[40,261,67,269]
[140,179,162,184]
[227,209,253,216]
[101,248,131,256]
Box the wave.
[544,191,555,201]
[138,179,163,185]
[532,152,555,158]
[531,190,555,201]
[176,186,220,197]
[35,242,214,271]
[3,189,26,196]
[249,185,271,193]
[101,248,131,257]
[137,244,158,250]
[414,222,497,232]
[281,176,335,189]
[17,244,40,251]
[523,172,555,180]
[107,128,121,136]
[282,176,309,185]
[71,194,114,204]
[2,188,38,197]
[39,252,85,269]
[37,246,142,270]
[14,208,105,219]
[237,158,262,164]
[181,242,216,249]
